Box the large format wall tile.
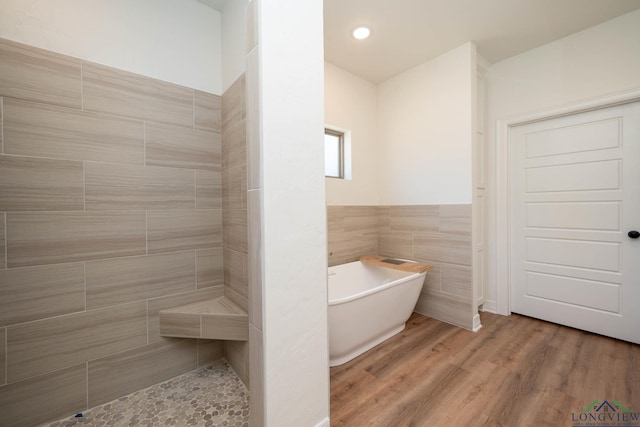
[225,286,248,313]
[248,325,264,427]
[0,213,6,269]
[0,38,81,109]
[0,37,225,418]
[145,123,221,171]
[223,165,247,211]
[439,204,472,235]
[221,73,249,393]
[414,232,472,266]
[0,263,85,326]
[3,99,144,164]
[414,289,473,330]
[378,231,414,259]
[86,252,196,310]
[224,249,247,299]
[6,212,146,267]
[147,210,222,254]
[223,210,248,254]
[194,90,221,132]
[147,287,223,343]
[329,204,475,331]
[197,339,223,367]
[197,248,224,288]
[389,205,439,232]
[221,75,246,134]
[0,155,84,211]
[248,190,263,330]
[328,228,361,267]
[196,170,222,210]
[222,76,246,171]
[0,364,86,427]
[224,340,249,387]
[85,162,195,211]
[343,206,378,232]
[440,263,473,299]
[327,206,378,266]
[88,339,197,407]
[82,62,193,127]
[246,39,261,190]
[7,302,147,383]
[0,327,5,385]
[344,206,378,256]
[1,97,4,153]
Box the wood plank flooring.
[330,312,640,426]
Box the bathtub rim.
[328,261,426,306]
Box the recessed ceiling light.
[352,26,371,40]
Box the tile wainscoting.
[222,75,250,387]
[327,205,474,330]
[0,37,226,427]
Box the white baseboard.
[472,314,483,332]
[315,417,330,427]
[480,299,497,314]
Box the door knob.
[629,230,640,239]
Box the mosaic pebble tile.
[46,360,249,427]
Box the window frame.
[324,128,345,179]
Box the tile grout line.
[83,161,86,212]
[80,61,84,111]
[85,361,89,411]
[194,249,198,289]
[145,211,149,255]
[4,212,7,269]
[4,324,7,385]
[83,262,87,312]
[146,301,149,345]
[196,339,199,367]
[1,97,4,154]
[143,122,147,165]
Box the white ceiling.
[324,0,640,83]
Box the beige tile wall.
[0,212,5,269]
[246,16,265,425]
[327,206,378,266]
[327,204,474,330]
[222,75,250,386]
[0,38,224,427]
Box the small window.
[324,129,344,178]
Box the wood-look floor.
[330,312,640,427]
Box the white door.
[510,101,640,344]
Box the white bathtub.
[328,260,427,367]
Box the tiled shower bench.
[159,297,249,341]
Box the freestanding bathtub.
[328,260,427,367]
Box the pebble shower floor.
[46,360,249,427]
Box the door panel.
[525,117,620,158]
[525,160,620,193]
[525,238,620,271]
[525,202,620,230]
[525,271,620,313]
[511,102,640,344]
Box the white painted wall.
[377,43,475,205]
[221,0,249,92]
[324,62,379,206]
[259,0,329,425]
[0,0,222,94]
[484,9,640,309]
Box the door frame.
[494,87,640,316]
